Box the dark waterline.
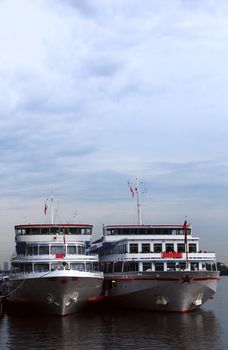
[0,277,227,350]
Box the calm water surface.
[0,277,227,350]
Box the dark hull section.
[103,270,220,312]
[7,276,103,316]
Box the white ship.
[91,178,220,312]
[7,222,104,316]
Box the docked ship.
[7,202,103,316]
[91,179,220,312]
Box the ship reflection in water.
[2,307,222,350]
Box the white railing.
[102,251,216,262]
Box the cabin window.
[39,246,49,255]
[122,262,138,272]
[68,228,79,234]
[130,244,138,253]
[143,262,152,271]
[78,246,85,254]
[71,263,85,271]
[40,228,50,234]
[12,263,23,273]
[34,264,49,272]
[179,262,186,270]
[167,262,176,271]
[30,228,40,234]
[86,263,93,272]
[154,243,162,253]
[165,243,174,253]
[188,244,197,253]
[177,243,185,252]
[191,262,199,271]
[93,262,100,271]
[114,262,123,272]
[123,229,130,235]
[155,263,164,271]
[81,228,91,235]
[50,227,59,234]
[141,244,150,253]
[67,246,77,254]
[51,245,65,255]
[24,263,33,273]
[106,262,113,273]
[129,262,139,271]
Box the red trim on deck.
[55,253,65,258]
[161,252,183,258]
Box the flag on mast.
[128,180,135,198]
[44,199,48,215]
[183,220,188,244]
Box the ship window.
[24,263,33,273]
[163,229,172,235]
[86,263,93,271]
[141,243,150,253]
[165,243,174,253]
[39,246,49,255]
[67,246,77,254]
[191,262,199,271]
[50,227,59,234]
[40,228,50,234]
[51,245,65,255]
[34,264,49,272]
[177,243,185,252]
[154,243,162,253]
[27,246,33,255]
[114,262,123,272]
[155,263,164,271]
[81,228,92,235]
[121,261,138,272]
[130,244,138,253]
[137,228,146,234]
[167,262,176,271]
[68,228,79,235]
[143,262,152,271]
[16,228,26,235]
[147,229,153,235]
[30,228,40,234]
[71,263,85,271]
[78,246,85,254]
[93,262,100,271]
[122,229,130,234]
[12,263,23,273]
[189,244,197,253]
[129,262,139,271]
[179,262,186,270]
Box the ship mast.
[135,176,142,225]
[51,192,54,225]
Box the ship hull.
[7,271,103,316]
[103,270,220,312]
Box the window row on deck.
[106,228,191,236]
[102,261,217,273]
[16,227,92,236]
[16,243,86,256]
[103,242,198,255]
[11,261,100,273]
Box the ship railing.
[104,252,216,261]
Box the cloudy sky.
[0,0,228,267]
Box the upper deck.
[15,224,93,243]
[103,224,192,241]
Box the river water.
[0,277,227,350]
